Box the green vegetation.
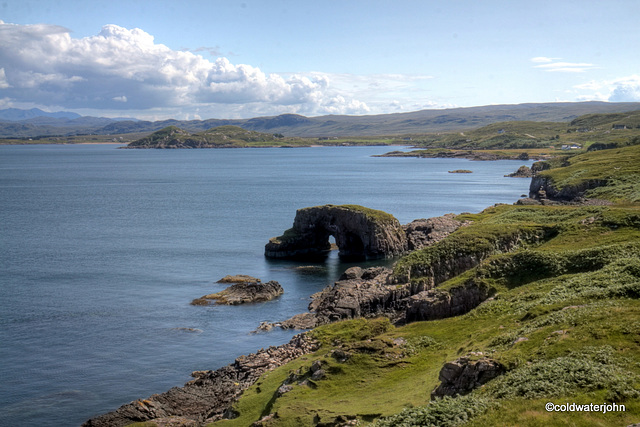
[207,144,640,426]
[534,144,640,203]
[127,125,314,148]
[379,110,640,160]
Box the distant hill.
[0,108,81,121]
[127,125,302,148]
[2,102,640,138]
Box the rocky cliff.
[265,205,408,260]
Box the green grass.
[535,144,640,203]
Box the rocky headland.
[265,204,409,260]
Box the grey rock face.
[265,205,408,260]
[431,357,505,398]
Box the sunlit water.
[0,144,532,426]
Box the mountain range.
[2,102,640,138]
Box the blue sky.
[1,0,639,120]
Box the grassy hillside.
[533,144,640,203]
[127,125,310,148]
[201,145,640,427]
[399,111,640,152]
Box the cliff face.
[529,175,608,202]
[265,205,408,260]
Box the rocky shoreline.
[85,155,612,426]
[82,333,320,427]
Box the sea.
[0,144,532,426]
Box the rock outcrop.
[405,282,492,323]
[403,213,469,251]
[505,165,533,178]
[431,357,505,398]
[82,333,320,427]
[265,205,408,260]
[529,175,608,203]
[192,281,283,306]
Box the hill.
[0,107,81,121]
[126,125,306,148]
[3,102,640,139]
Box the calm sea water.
[0,144,532,426]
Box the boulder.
[431,357,505,398]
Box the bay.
[0,144,532,426]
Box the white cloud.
[534,62,596,73]
[530,56,560,63]
[608,75,640,102]
[572,74,640,102]
[0,22,369,117]
[0,68,10,89]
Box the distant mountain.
[0,108,81,121]
[2,102,640,138]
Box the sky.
[1,0,639,120]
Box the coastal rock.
[405,282,491,322]
[403,213,468,251]
[217,274,261,284]
[505,165,533,178]
[192,281,283,306]
[265,205,408,261]
[82,333,320,427]
[529,175,608,203]
[431,357,505,398]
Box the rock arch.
[265,205,408,261]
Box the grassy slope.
[536,144,640,203]
[391,110,640,156]
[205,145,640,426]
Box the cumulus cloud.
[608,75,640,102]
[0,21,369,117]
[573,75,640,102]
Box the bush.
[372,394,493,427]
